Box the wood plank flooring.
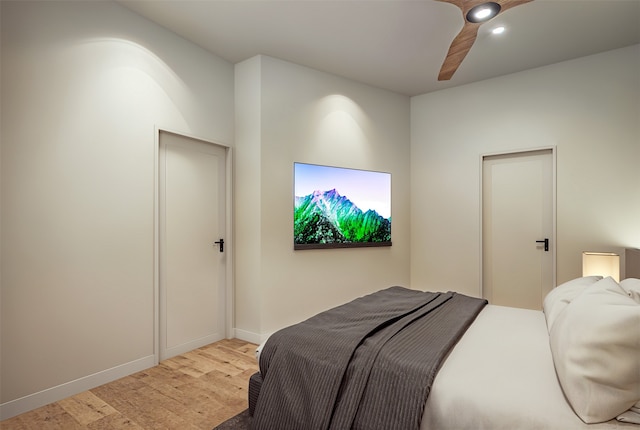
[1,339,258,430]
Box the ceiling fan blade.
[497,0,534,13]
[438,22,480,81]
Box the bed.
[248,276,640,430]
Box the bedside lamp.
[582,252,620,282]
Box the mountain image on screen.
[294,189,391,244]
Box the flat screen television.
[294,162,391,250]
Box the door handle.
[535,238,549,252]
[214,239,224,252]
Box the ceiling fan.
[436,0,533,81]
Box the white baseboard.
[0,354,155,421]
[233,328,264,344]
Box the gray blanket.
[252,287,487,430]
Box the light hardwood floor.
[1,339,259,430]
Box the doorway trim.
[478,146,557,299]
[153,127,234,365]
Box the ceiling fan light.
[475,8,492,20]
[466,2,501,23]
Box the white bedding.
[421,304,634,430]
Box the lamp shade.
[582,252,620,282]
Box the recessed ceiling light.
[492,26,506,35]
[466,2,502,23]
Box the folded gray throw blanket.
[252,286,487,430]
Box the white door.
[159,131,226,360]
[482,149,554,310]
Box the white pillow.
[621,278,640,303]
[549,277,640,423]
[543,276,602,332]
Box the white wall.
[235,56,411,340]
[410,45,640,296]
[0,1,233,417]
[234,56,263,341]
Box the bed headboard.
[625,248,640,279]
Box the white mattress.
[421,304,632,429]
